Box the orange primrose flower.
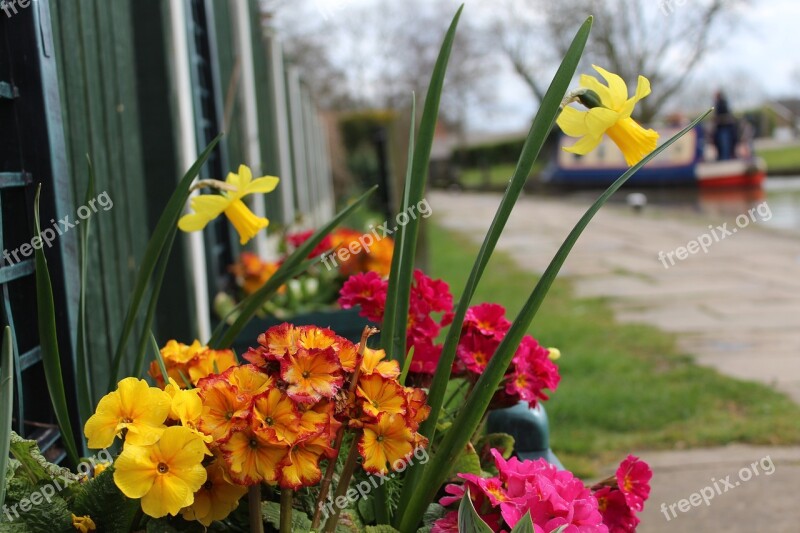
[220,429,288,485]
[280,347,344,404]
[359,413,415,475]
[357,374,407,419]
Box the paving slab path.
[429,190,800,532]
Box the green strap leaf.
[75,156,96,429]
[0,326,13,509]
[132,227,178,378]
[458,491,493,533]
[108,134,222,390]
[403,111,711,525]
[34,185,80,465]
[384,7,463,366]
[209,186,377,349]
[395,16,594,530]
[150,332,169,388]
[381,92,416,363]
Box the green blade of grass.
[209,186,377,349]
[75,157,96,430]
[0,326,14,509]
[395,17,593,526]
[34,185,80,465]
[132,227,177,377]
[385,7,463,367]
[108,134,222,390]
[150,332,169,387]
[381,92,415,365]
[399,112,711,527]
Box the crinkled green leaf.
[9,432,75,486]
[262,501,311,532]
[71,467,139,533]
[476,433,516,471]
[448,444,481,479]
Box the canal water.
[564,176,800,233]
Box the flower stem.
[280,488,293,533]
[323,432,362,533]
[311,326,377,530]
[248,485,264,533]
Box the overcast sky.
[307,0,800,132]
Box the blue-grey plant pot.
[487,401,563,469]
[230,307,377,356]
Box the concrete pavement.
[429,190,800,532]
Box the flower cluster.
[84,326,431,524]
[236,324,429,478]
[339,270,454,373]
[229,252,282,295]
[434,449,606,532]
[456,303,561,408]
[148,340,237,389]
[83,377,220,520]
[286,227,395,276]
[590,455,653,533]
[433,451,651,533]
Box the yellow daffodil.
[71,514,96,532]
[181,460,247,526]
[178,164,279,245]
[84,378,170,449]
[113,426,209,518]
[557,65,659,166]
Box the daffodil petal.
[236,164,253,188]
[243,176,280,195]
[584,107,621,138]
[556,106,591,137]
[592,65,628,110]
[178,195,231,232]
[563,134,603,156]
[579,74,613,108]
[620,75,652,118]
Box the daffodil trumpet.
[556,65,659,167]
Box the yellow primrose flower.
[178,165,279,245]
[165,380,213,443]
[84,378,171,449]
[71,514,96,532]
[557,65,659,166]
[114,426,209,518]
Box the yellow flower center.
[157,462,169,475]
[120,417,133,424]
[302,370,311,379]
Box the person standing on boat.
[713,91,737,160]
